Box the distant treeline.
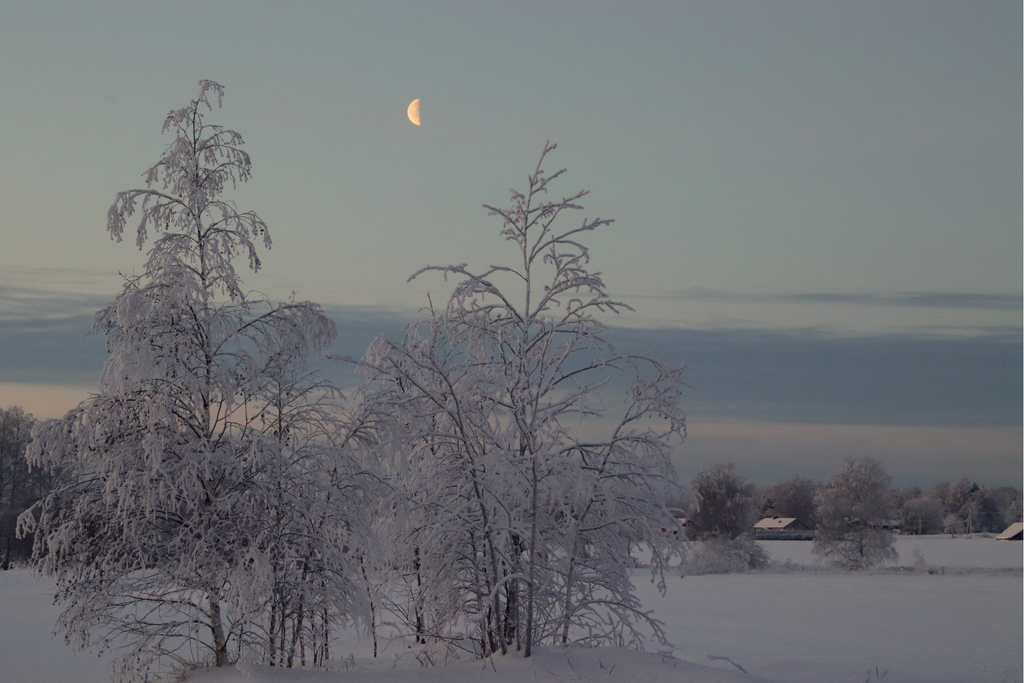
[670,461,1022,539]
[0,406,60,568]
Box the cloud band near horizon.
[1,290,1019,488]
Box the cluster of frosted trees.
[17,82,685,681]
[684,458,1020,572]
[680,459,896,571]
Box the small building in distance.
[996,522,1023,541]
[754,516,810,535]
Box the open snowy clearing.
[765,534,1023,570]
[3,536,1020,683]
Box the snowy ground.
[2,536,1020,683]
[766,533,1024,570]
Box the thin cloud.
[630,289,1022,311]
[0,284,110,322]
[605,326,1023,429]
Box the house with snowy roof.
[753,516,810,534]
[996,522,1023,540]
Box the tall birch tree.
[355,142,686,658]
[18,81,366,681]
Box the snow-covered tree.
[18,81,368,681]
[0,406,45,569]
[985,486,1023,532]
[813,457,898,569]
[241,360,378,670]
[900,495,944,535]
[690,463,756,540]
[353,142,686,658]
[940,476,994,535]
[765,476,818,529]
[355,316,513,656]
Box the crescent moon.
[407,99,421,126]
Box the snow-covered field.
[766,534,1024,570]
[3,536,1020,683]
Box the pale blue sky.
[1,1,1020,486]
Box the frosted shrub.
[679,536,770,576]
